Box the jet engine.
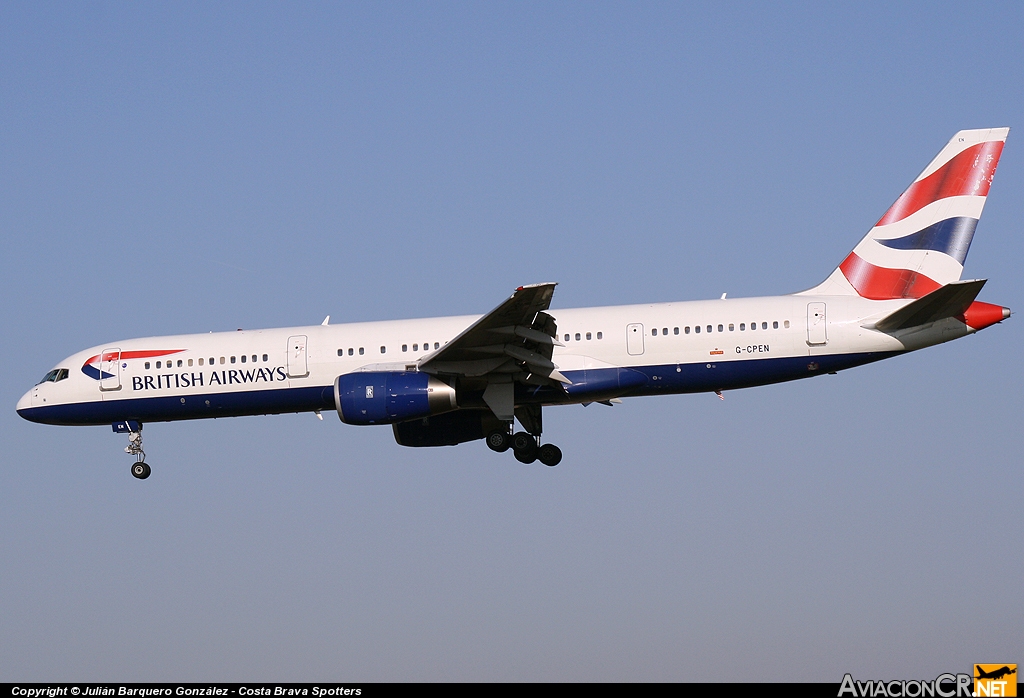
[334,372,457,425]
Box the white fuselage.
[16,292,972,428]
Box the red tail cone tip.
[960,301,1010,330]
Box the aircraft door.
[626,323,645,356]
[287,335,309,378]
[806,303,827,346]
[100,347,121,391]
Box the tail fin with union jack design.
[802,128,1008,299]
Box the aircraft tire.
[538,444,562,467]
[511,431,535,453]
[131,462,151,480]
[514,447,537,464]
[486,430,510,453]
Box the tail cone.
[960,301,1010,330]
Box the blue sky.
[2,1,1021,681]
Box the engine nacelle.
[335,372,457,425]
[393,409,505,447]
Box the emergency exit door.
[806,303,827,346]
[287,335,309,378]
[626,324,645,355]
[99,348,121,391]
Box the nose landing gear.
[114,421,151,480]
[126,430,151,479]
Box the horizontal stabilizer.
[870,279,986,332]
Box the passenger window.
[241,355,246,363]
[220,357,225,364]
[402,345,408,352]
[337,349,343,356]
[673,327,679,335]
[718,324,723,332]
[784,320,790,328]
[576,333,582,340]
[145,362,151,370]
[263,354,268,362]
[231,356,236,364]
[413,344,418,351]
[586,332,591,340]
[685,326,690,334]
[695,326,701,334]
[662,328,668,336]
[434,342,439,349]
[156,361,162,369]
[762,322,768,330]
[751,322,756,330]
[729,324,734,331]
[199,358,204,366]
[651,329,657,336]
[740,323,746,331]
[773,321,779,329]
[564,334,570,342]
[359,348,364,355]
[380,346,386,354]
[188,359,193,367]
[597,331,603,339]
[707,325,712,333]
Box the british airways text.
[131,367,288,390]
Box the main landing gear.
[486,429,562,467]
[123,426,151,479]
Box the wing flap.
[418,283,566,421]
[419,283,559,372]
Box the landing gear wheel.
[511,431,535,453]
[538,444,562,467]
[511,431,538,463]
[514,447,538,464]
[131,461,151,480]
[486,430,510,453]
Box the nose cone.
[16,388,36,420]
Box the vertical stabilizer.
[800,128,1008,298]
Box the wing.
[418,283,566,421]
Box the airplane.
[17,128,1011,479]
[975,666,1016,681]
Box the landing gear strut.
[124,426,151,479]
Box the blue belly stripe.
[18,385,336,426]
[17,351,901,426]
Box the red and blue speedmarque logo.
[81,350,185,380]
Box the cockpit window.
[37,368,69,385]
